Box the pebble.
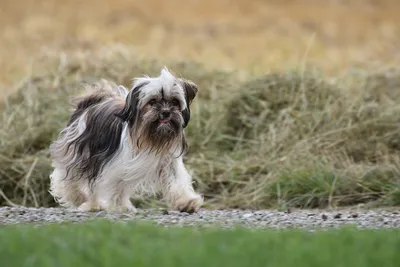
[0,206,399,230]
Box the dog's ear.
[115,81,148,125]
[179,78,198,128]
[181,79,198,105]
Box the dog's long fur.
[49,67,203,213]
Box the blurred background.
[1,0,400,209]
[1,0,399,93]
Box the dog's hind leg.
[49,168,87,208]
[77,192,102,212]
[96,178,137,213]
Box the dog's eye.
[171,99,180,107]
[149,99,157,106]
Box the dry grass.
[0,48,399,209]
[1,0,400,209]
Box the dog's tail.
[72,79,128,107]
[67,79,129,126]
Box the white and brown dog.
[49,67,203,213]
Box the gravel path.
[1,206,399,229]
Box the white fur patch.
[134,67,187,111]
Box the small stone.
[242,213,253,219]
[321,214,328,220]
[334,213,342,219]
[161,209,169,215]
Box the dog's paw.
[78,201,102,212]
[173,194,204,214]
[106,202,137,214]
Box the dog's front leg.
[163,157,203,213]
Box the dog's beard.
[132,110,185,155]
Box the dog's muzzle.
[159,110,171,123]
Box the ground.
[1,206,400,229]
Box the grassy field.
[1,220,399,267]
[0,0,400,210]
[1,49,400,210]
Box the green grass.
[0,220,399,267]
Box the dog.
[49,67,204,213]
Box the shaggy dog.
[49,67,204,213]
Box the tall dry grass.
[0,47,399,209]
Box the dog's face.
[141,92,184,140]
[116,67,198,153]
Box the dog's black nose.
[160,110,171,118]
